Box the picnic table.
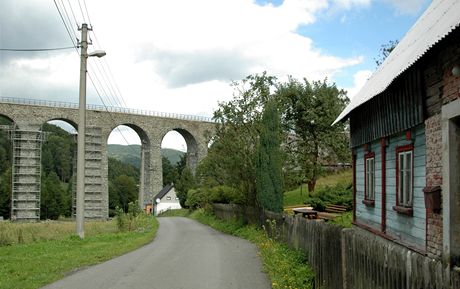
[292,208,318,219]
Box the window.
[394,144,414,215]
[166,196,171,200]
[363,152,375,206]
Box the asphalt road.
[42,217,270,289]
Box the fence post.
[342,229,349,289]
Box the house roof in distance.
[154,184,174,201]
[334,0,460,125]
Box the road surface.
[42,217,270,289]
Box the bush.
[186,185,245,210]
[115,201,149,232]
[185,189,210,210]
[307,198,325,211]
[303,180,352,211]
[211,185,245,205]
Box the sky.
[0,0,430,151]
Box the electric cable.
[0,47,76,52]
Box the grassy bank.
[161,209,315,289]
[0,220,118,246]
[0,216,158,289]
[283,169,352,207]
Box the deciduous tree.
[278,77,350,192]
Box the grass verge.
[284,169,352,207]
[161,209,315,289]
[0,216,158,289]
[330,211,353,228]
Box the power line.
[65,0,80,27]
[59,0,79,42]
[77,0,87,24]
[88,73,139,150]
[53,0,79,53]
[82,0,92,25]
[53,0,137,148]
[0,46,76,52]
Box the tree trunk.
[307,178,316,192]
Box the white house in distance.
[153,184,182,215]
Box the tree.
[112,175,138,212]
[278,77,350,192]
[40,172,64,219]
[256,100,283,212]
[0,168,11,219]
[198,72,278,207]
[175,167,196,207]
[162,156,178,186]
[374,40,399,67]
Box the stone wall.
[421,27,460,260]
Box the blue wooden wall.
[356,140,382,230]
[355,125,426,249]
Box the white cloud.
[82,0,362,114]
[384,0,428,15]
[1,0,369,148]
[344,69,373,100]
[332,0,371,10]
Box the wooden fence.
[212,204,460,289]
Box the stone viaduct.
[0,97,215,221]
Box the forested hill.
[108,144,184,168]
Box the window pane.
[399,153,404,171]
[399,154,404,204]
[404,171,411,205]
[405,152,412,172]
[371,172,374,200]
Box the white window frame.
[365,156,375,201]
[397,150,413,207]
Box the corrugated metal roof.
[334,0,460,125]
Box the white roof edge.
[333,0,460,125]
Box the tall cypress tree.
[256,100,283,213]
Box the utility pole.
[76,23,90,239]
[76,24,105,239]
[138,142,145,210]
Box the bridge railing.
[0,96,214,123]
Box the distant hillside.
[108,144,185,168]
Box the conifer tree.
[256,100,283,213]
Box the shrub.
[303,180,352,211]
[185,189,208,210]
[115,201,150,232]
[307,198,325,211]
[186,185,245,210]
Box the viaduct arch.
[0,97,215,221]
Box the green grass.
[157,209,190,217]
[284,169,352,207]
[330,211,353,228]
[186,209,315,289]
[0,220,118,246]
[0,216,158,289]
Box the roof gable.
[154,184,174,200]
[334,0,460,124]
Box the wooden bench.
[316,204,348,221]
[292,208,318,219]
[325,204,347,214]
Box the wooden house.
[334,0,460,265]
